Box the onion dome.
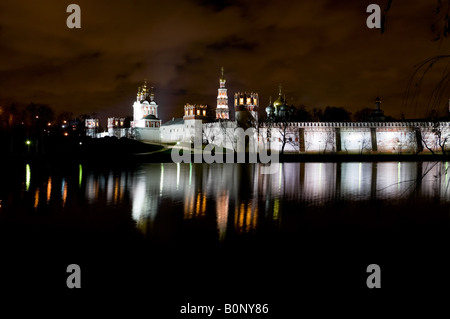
[265,96,275,114]
[273,84,285,110]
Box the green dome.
[266,103,274,114]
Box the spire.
[278,83,282,96]
[220,66,225,82]
[375,96,381,110]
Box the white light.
[25,164,31,191]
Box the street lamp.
[25,140,31,153]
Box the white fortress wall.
[161,124,184,143]
[135,127,161,143]
[137,121,450,154]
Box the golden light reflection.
[234,200,257,233]
[202,193,206,214]
[273,198,279,220]
[46,177,52,203]
[113,175,119,204]
[184,191,194,219]
[34,188,39,208]
[216,190,229,241]
[196,193,201,214]
[184,192,207,219]
[62,179,67,207]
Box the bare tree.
[359,134,372,154]
[321,129,335,154]
[421,122,450,155]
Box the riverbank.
[1,136,449,165]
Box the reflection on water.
[1,162,449,241]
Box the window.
[197,110,200,115]
[203,110,206,116]
[239,98,244,105]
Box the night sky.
[1,0,450,123]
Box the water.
[3,161,449,238]
[1,161,449,314]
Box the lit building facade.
[132,80,161,128]
[234,91,259,128]
[85,118,99,138]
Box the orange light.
[64,132,68,136]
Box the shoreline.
[2,151,449,166]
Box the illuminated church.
[131,80,161,128]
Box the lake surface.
[1,161,449,314]
[3,161,449,237]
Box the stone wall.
[258,122,450,154]
[137,121,450,154]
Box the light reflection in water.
[47,177,52,203]
[216,190,229,241]
[25,164,31,191]
[17,162,450,240]
[34,188,39,209]
[79,164,82,187]
[61,178,67,207]
[234,200,257,234]
[160,163,164,196]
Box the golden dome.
[273,84,284,108]
[273,95,284,108]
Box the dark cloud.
[197,0,237,12]
[1,0,450,124]
[207,35,258,51]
